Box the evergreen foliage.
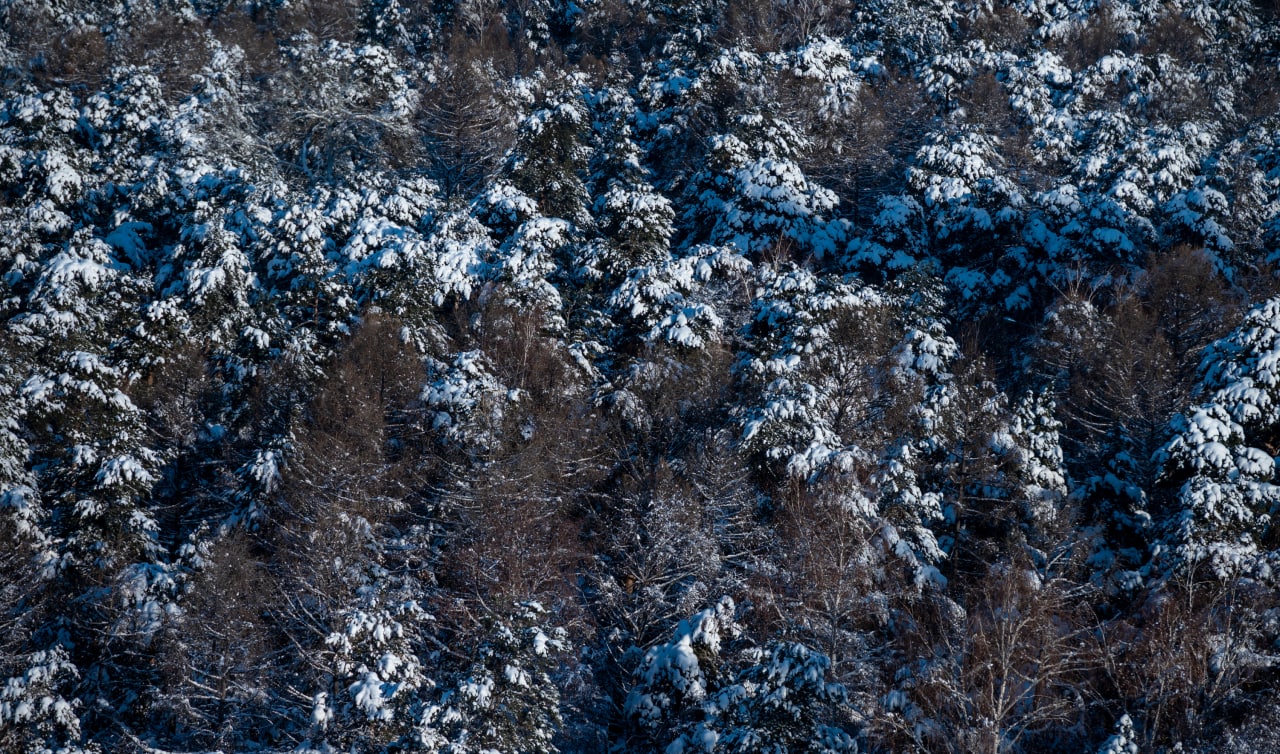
[2,1,1280,751]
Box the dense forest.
[3,0,1280,752]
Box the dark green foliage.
[3,2,1280,753]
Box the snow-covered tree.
[0,2,1278,751]
[1095,714,1140,754]
[908,126,1028,308]
[276,37,418,180]
[307,586,431,750]
[737,265,896,482]
[1157,295,1280,580]
[585,94,674,283]
[504,88,592,226]
[606,243,749,351]
[695,641,856,754]
[686,113,843,261]
[625,599,857,753]
[0,646,98,754]
[422,348,516,452]
[1002,389,1070,530]
[415,602,569,754]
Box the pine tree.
[624,600,857,754]
[702,641,856,754]
[606,243,749,351]
[908,125,1028,309]
[1157,295,1280,579]
[686,113,843,261]
[624,597,739,752]
[737,264,896,481]
[0,646,99,754]
[1004,389,1070,533]
[307,584,431,751]
[415,602,570,754]
[1094,714,1139,754]
[504,87,592,226]
[585,92,674,284]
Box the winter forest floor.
[3,1,1280,752]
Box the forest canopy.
[2,0,1280,752]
